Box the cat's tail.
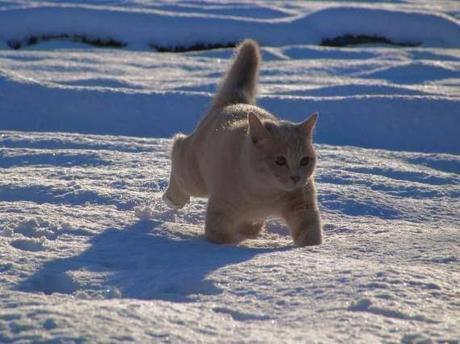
[211,39,261,110]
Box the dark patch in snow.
[30,271,79,295]
[151,41,236,53]
[0,263,13,272]
[10,238,45,252]
[321,34,420,47]
[43,319,57,330]
[7,34,126,50]
[430,256,457,264]
[348,297,372,311]
[400,333,433,344]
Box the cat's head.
[247,112,318,192]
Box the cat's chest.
[238,196,283,221]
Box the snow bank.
[1,4,459,49]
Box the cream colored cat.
[163,39,322,246]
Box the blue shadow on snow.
[17,220,284,301]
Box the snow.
[0,0,459,343]
[1,132,459,342]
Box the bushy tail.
[211,39,261,110]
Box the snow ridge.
[1,5,460,49]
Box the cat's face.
[248,113,318,192]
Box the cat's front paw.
[237,221,264,239]
[205,228,238,245]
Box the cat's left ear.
[299,112,318,135]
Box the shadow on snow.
[17,220,284,301]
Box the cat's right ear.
[300,112,319,135]
[248,112,269,144]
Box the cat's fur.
[163,39,322,246]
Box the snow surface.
[0,0,459,343]
[1,131,459,343]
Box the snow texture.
[0,0,459,343]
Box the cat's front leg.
[238,221,264,239]
[283,194,322,246]
[205,198,239,244]
[287,208,322,246]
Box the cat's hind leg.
[162,172,190,209]
[163,134,191,209]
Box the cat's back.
[190,103,274,142]
[211,103,276,136]
[220,103,275,126]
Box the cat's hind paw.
[162,190,190,210]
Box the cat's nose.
[290,175,300,183]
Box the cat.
[163,39,322,246]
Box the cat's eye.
[300,157,311,166]
[275,156,287,166]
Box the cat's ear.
[248,112,269,144]
[300,112,318,135]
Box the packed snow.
[0,0,459,343]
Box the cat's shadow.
[17,220,287,301]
